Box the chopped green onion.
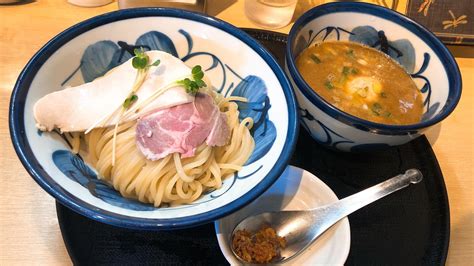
[346,49,355,59]
[371,102,383,116]
[342,66,359,75]
[342,66,351,75]
[356,87,369,98]
[380,92,387,98]
[324,80,334,90]
[340,67,358,85]
[310,54,321,64]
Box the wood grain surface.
[0,1,472,265]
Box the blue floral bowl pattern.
[286,2,461,152]
[9,8,298,229]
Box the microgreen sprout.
[177,65,207,95]
[132,48,161,70]
[113,48,160,165]
[123,94,138,109]
[121,48,161,110]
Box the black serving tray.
[56,29,450,265]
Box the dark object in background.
[0,0,22,4]
[406,0,473,45]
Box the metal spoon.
[230,169,423,264]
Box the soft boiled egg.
[345,76,382,102]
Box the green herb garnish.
[123,94,138,109]
[132,48,161,70]
[371,102,383,116]
[356,86,369,98]
[340,67,358,85]
[122,48,161,110]
[310,54,321,64]
[132,49,148,69]
[384,111,392,118]
[346,49,355,59]
[113,49,160,165]
[342,66,351,75]
[380,92,387,98]
[324,80,334,90]
[150,60,161,67]
[342,66,358,75]
[177,65,207,95]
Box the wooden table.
[0,1,472,265]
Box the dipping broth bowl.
[285,2,462,152]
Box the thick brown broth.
[296,41,423,125]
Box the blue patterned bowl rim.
[286,2,462,135]
[9,8,299,230]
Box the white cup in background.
[244,0,297,29]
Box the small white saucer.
[215,165,351,265]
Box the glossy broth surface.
[296,41,423,125]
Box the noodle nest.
[69,96,255,207]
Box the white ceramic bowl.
[285,2,462,152]
[215,166,351,265]
[9,8,298,229]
